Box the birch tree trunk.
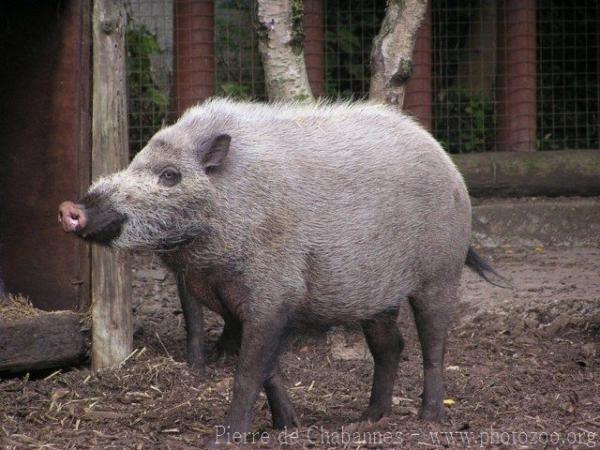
[253,0,314,102]
[369,0,428,109]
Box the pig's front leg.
[214,316,299,430]
[176,272,205,372]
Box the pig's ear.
[200,134,231,169]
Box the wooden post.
[91,0,132,369]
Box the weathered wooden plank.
[0,312,89,373]
[91,0,132,369]
[78,0,93,311]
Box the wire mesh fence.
[432,0,500,153]
[125,0,599,156]
[127,0,174,156]
[537,0,599,151]
[323,0,385,98]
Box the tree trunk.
[91,0,133,370]
[252,0,314,102]
[369,0,428,109]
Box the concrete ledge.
[453,150,600,197]
[472,197,600,247]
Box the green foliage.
[218,82,252,100]
[126,24,168,156]
[433,88,496,153]
[431,0,491,153]
[324,0,386,98]
[214,1,265,100]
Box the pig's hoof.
[186,353,206,374]
[419,407,446,423]
[272,408,300,430]
[359,406,391,424]
[346,416,391,434]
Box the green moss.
[294,92,311,102]
[387,58,413,89]
[252,9,269,41]
[290,0,306,55]
[291,0,304,23]
[271,76,288,86]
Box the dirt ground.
[1,246,599,449]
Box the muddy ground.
[1,246,599,449]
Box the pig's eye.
[158,167,181,187]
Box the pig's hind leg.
[409,279,458,422]
[176,273,205,371]
[360,310,404,423]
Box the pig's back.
[229,100,470,242]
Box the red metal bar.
[174,0,214,117]
[404,2,432,130]
[496,0,537,152]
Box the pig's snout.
[58,196,127,246]
[58,201,87,233]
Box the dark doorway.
[0,1,92,310]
